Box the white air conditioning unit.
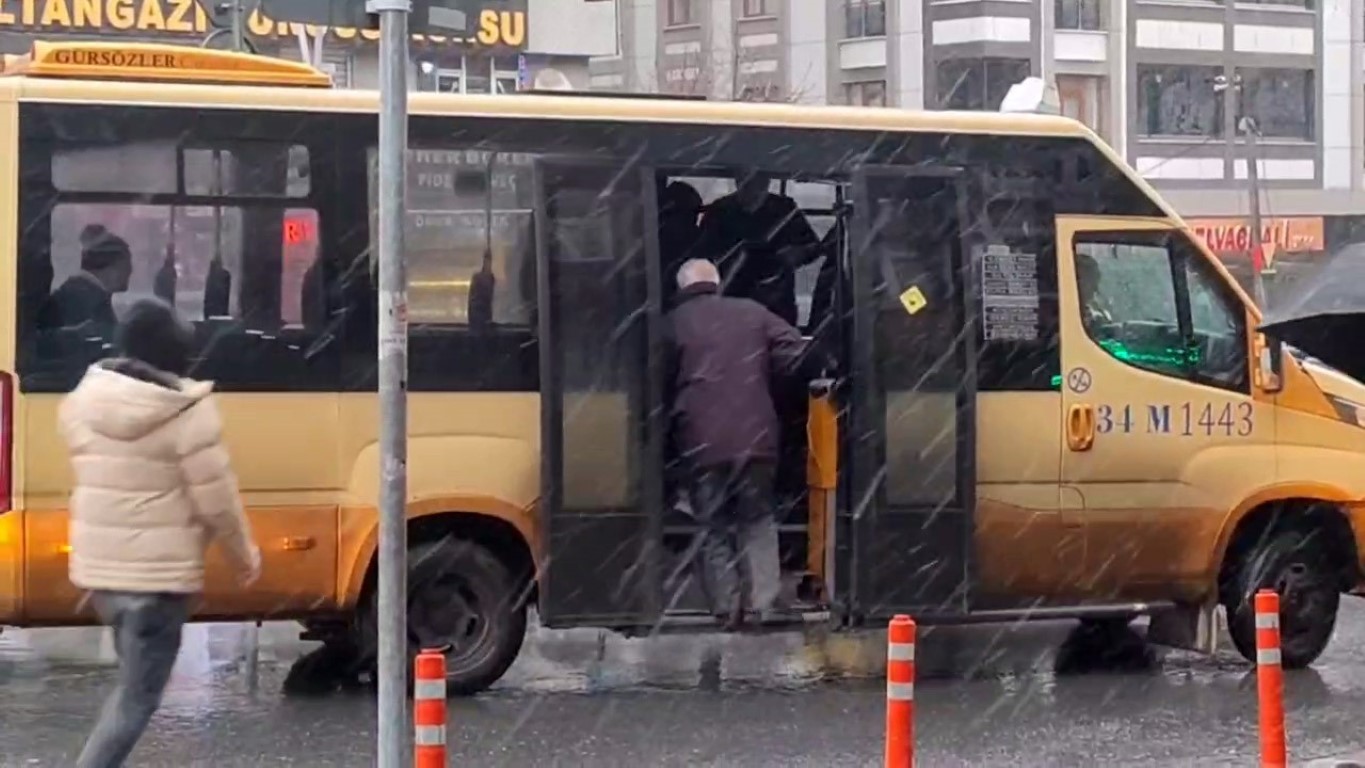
[533,67,574,91]
[999,77,1060,115]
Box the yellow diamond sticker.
[898,285,928,315]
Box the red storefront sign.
[1186,217,1324,266]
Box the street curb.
[1302,752,1365,767]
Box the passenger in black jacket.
[665,258,819,630]
[38,224,133,334]
[695,171,821,327]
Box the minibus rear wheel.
[1225,527,1340,670]
[359,537,528,696]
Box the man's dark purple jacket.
[664,281,818,469]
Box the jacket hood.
[62,359,214,442]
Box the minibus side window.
[350,144,539,393]
[1072,233,1249,393]
[1181,246,1249,392]
[15,104,338,393]
[1073,238,1187,379]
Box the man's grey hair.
[676,258,720,289]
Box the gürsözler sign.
[0,0,527,46]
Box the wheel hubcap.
[409,576,490,663]
[1272,562,1323,645]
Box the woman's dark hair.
[115,299,195,377]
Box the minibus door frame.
[532,156,665,631]
[836,163,979,625]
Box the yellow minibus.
[2,41,1365,694]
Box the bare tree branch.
[616,39,813,103]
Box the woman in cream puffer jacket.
[60,338,259,594]
[59,298,259,768]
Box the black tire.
[1224,527,1340,670]
[283,637,366,697]
[358,538,528,696]
[1056,617,1154,674]
[1078,617,1132,633]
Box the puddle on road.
[11,606,1365,701]
[0,616,1167,698]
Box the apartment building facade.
[591,0,1365,264]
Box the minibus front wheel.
[1225,526,1340,669]
[358,537,528,696]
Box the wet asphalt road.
[3,603,1365,766]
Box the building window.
[465,59,491,94]
[427,56,519,95]
[742,0,770,17]
[936,58,1029,111]
[1057,74,1103,137]
[434,69,463,93]
[1241,68,1314,141]
[492,55,520,94]
[845,0,886,39]
[738,83,783,102]
[1137,66,1223,138]
[1238,0,1312,6]
[844,80,887,107]
[1055,0,1102,30]
[667,0,696,26]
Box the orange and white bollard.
[886,614,916,768]
[414,648,447,768]
[1255,590,1287,768]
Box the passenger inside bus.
[204,256,232,320]
[805,223,842,336]
[37,223,132,333]
[657,170,844,612]
[154,251,177,305]
[657,180,703,307]
[695,170,823,326]
[698,172,831,535]
[467,249,496,330]
[665,257,819,628]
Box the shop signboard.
[1186,216,1324,267]
[0,0,527,47]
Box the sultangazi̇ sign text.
[0,0,527,47]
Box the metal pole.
[1242,118,1268,309]
[229,0,245,52]
[369,0,411,765]
[294,27,311,64]
[1219,70,1268,310]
